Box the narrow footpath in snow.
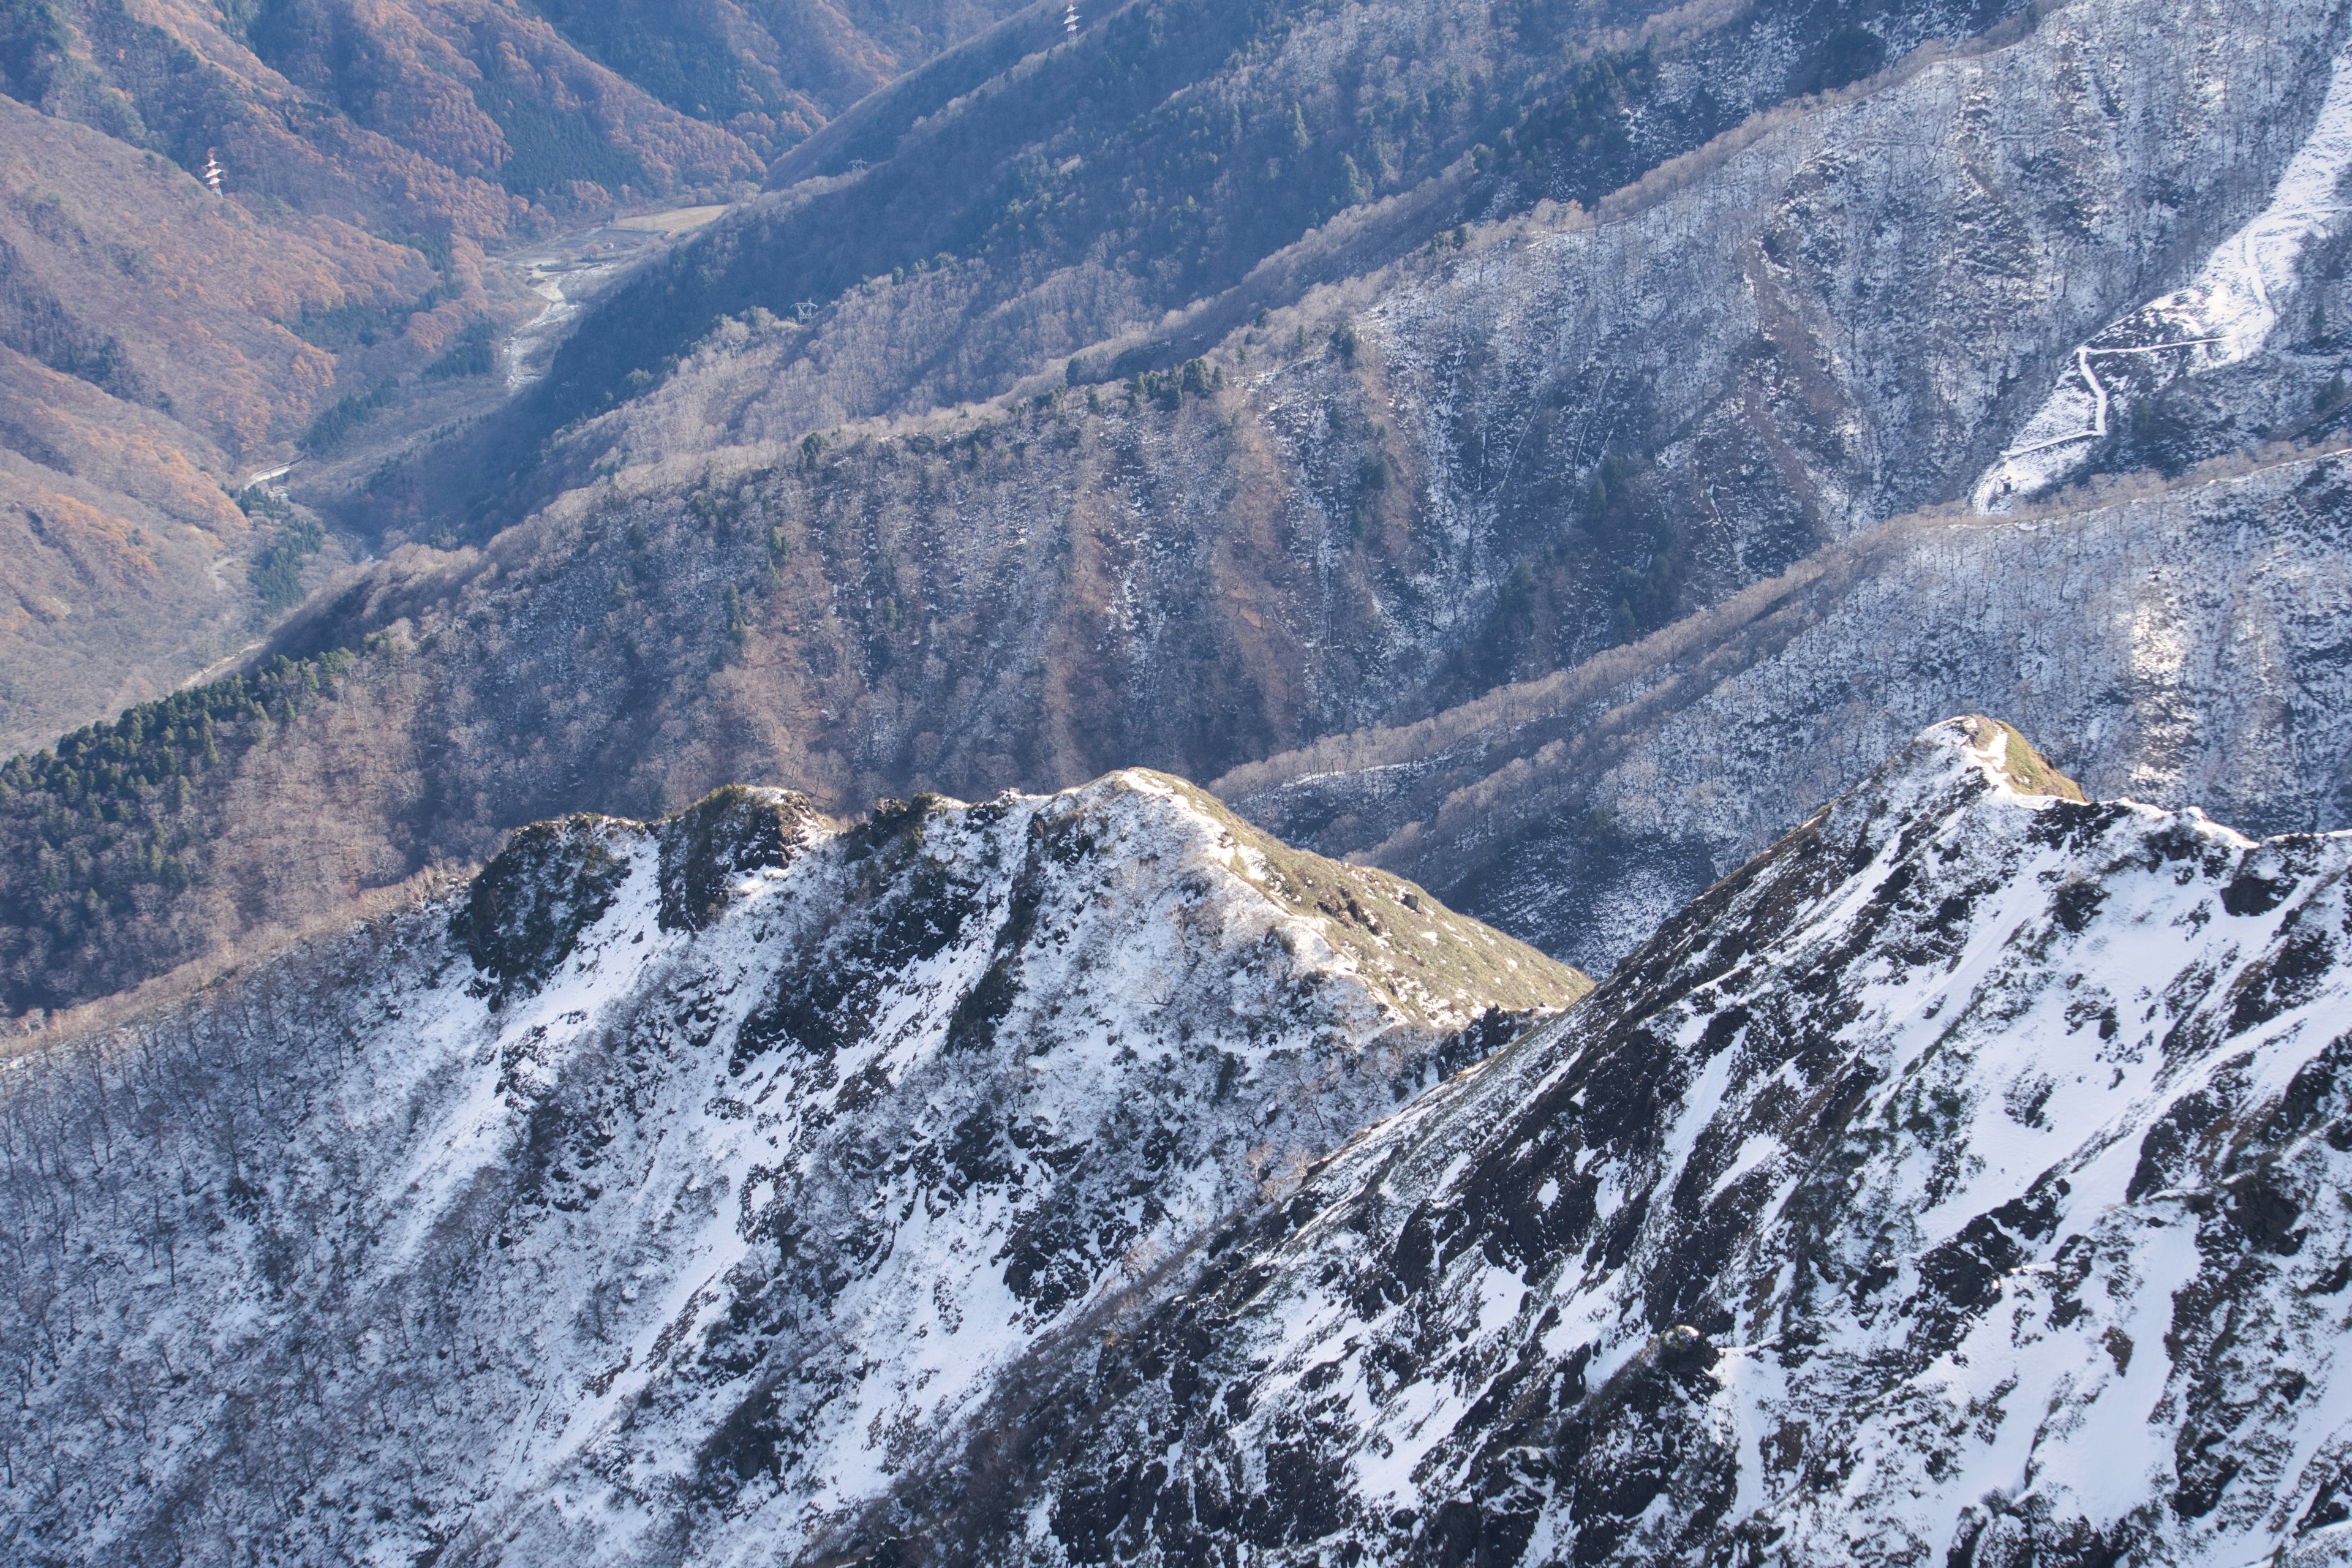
[1974,37,2352,508]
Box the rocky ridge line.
[0,768,1583,1566]
[844,717,2352,1568]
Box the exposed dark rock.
[840,720,2352,1567]
[655,785,822,932]
[450,815,635,1009]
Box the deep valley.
[4,0,2352,1560]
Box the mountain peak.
[0,767,1585,1565]
[1947,714,2089,803]
[1826,714,2094,843]
[837,718,2352,1567]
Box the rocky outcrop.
[0,771,1583,1565]
[14,715,2351,1566]
[854,718,2352,1568]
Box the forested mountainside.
[0,0,1023,223]
[451,0,2348,565]
[532,0,2347,676]
[0,769,1583,1564]
[11,0,2352,1022]
[503,0,2032,457]
[0,0,1028,754]
[1221,443,2352,973]
[834,718,2352,1568]
[0,93,473,755]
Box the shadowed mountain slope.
[365,0,2038,538]
[10,0,2352,1026]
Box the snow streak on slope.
[891,719,2352,1568]
[1976,35,2352,508]
[0,773,1584,1567]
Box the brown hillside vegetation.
[0,94,485,753]
[7,0,741,232]
[6,0,2349,1017]
[0,98,453,458]
[0,0,1025,752]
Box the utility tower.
[1064,1,1078,37]
[200,149,225,195]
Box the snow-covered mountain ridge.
[848,718,2352,1568]
[0,770,1583,1565]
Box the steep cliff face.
[856,718,2352,1568]
[1220,444,2352,974]
[0,771,1583,1565]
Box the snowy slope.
[0,772,1583,1566]
[1977,26,2352,508]
[874,719,2352,1568]
[1219,443,2352,977]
